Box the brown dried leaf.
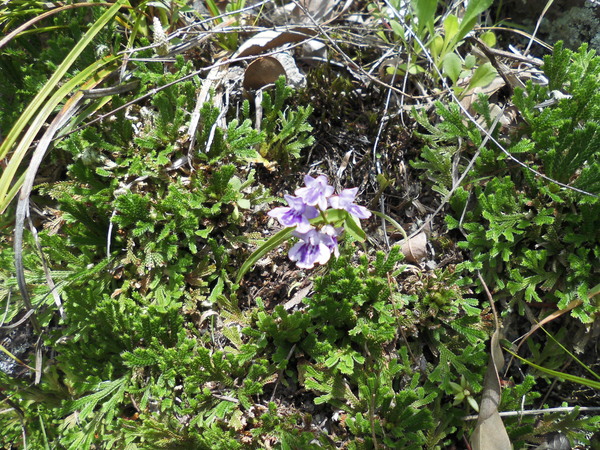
[243,56,286,90]
[400,231,427,264]
[284,284,312,310]
[233,27,316,59]
[269,0,344,25]
[471,330,511,450]
[272,52,306,88]
[460,75,505,111]
[534,433,570,450]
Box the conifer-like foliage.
[0,35,317,446]
[414,42,600,323]
[2,1,598,446]
[244,247,490,448]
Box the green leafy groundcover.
[1,1,599,446]
[414,42,600,324]
[0,50,490,444]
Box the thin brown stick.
[477,272,499,332]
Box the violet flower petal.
[268,195,319,231]
[328,188,371,219]
[289,229,334,268]
[295,175,334,211]
[345,204,371,219]
[289,241,331,269]
[320,225,341,258]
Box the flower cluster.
[268,175,371,269]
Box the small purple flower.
[268,195,319,233]
[289,229,333,269]
[295,175,334,211]
[328,188,372,219]
[320,225,342,258]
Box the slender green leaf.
[505,349,600,389]
[450,0,493,49]
[0,0,125,210]
[235,227,294,284]
[442,14,459,52]
[0,342,34,370]
[343,213,366,242]
[538,326,600,381]
[411,0,438,37]
[371,210,408,240]
[0,56,118,213]
[318,208,347,226]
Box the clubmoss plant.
[412,42,600,323]
[243,246,489,447]
[4,0,599,447]
[0,40,313,446]
[250,76,315,166]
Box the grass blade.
[235,227,294,284]
[505,348,600,390]
[0,0,125,210]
